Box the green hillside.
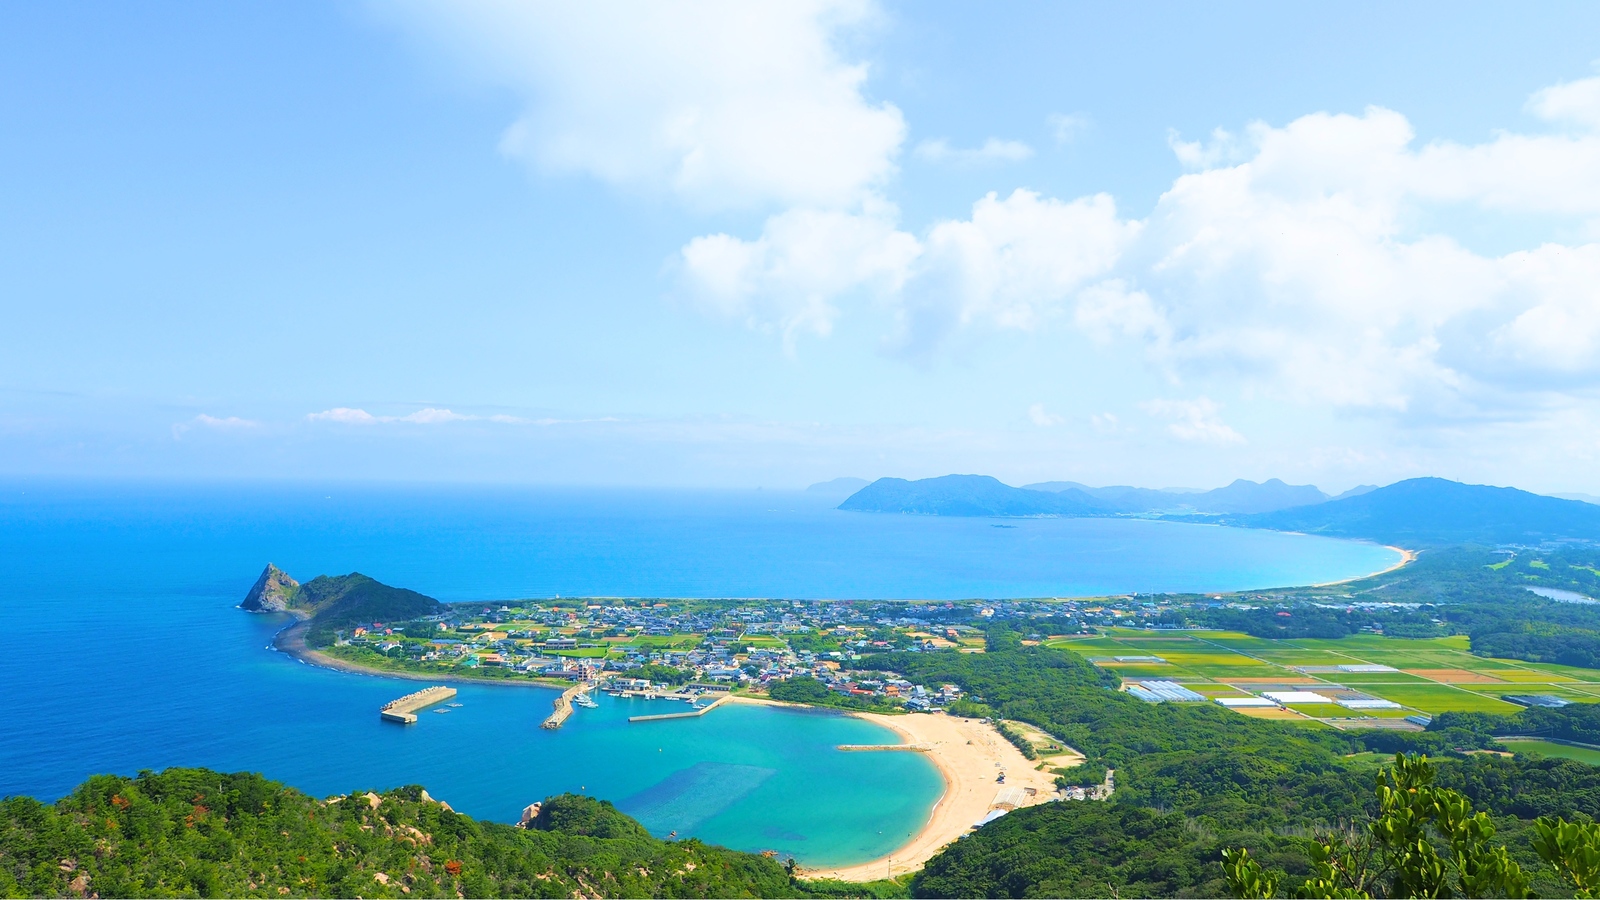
[1242,477,1600,545]
[0,768,877,899]
[240,565,444,647]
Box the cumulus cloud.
[914,137,1034,165]
[894,190,1138,349]
[305,407,509,425]
[306,407,379,425]
[385,7,1600,428]
[390,0,904,212]
[677,72,1600,416]
[1141,397,1245,445]
[678,200,920,344]
[1526,75,1600,132]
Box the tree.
[1223,754,1529,898]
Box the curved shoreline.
[1310,543,1417,588]
[268,617,566,691]
[263,627,1050,882]
[725,697,1057,882]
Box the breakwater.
[380,686,457,724]
[628,695,729,723]
[542,683,591,730]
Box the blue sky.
[5,1,1600,492]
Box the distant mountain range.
[836,474,1600,546]
[838,475,1105,516]
[1239,477,1600,546]
[1023,478,1355,515]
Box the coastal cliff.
[241,563,301,612]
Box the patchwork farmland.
[1050,630,1600,728]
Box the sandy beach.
[1312,544,1418,588]
[725,698,1061,882]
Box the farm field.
[1052,629,1600,727]
[1501,739,1600,765]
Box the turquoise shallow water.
[0,481,1399,865]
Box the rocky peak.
[241,563,300,612]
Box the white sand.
[728,701,1059,882]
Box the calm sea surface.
[0,482,1400,865]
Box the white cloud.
[1090,412,1121,433]
[1527,75,1600,131]
[194,414,259,429]
[1047,113,1090,145]
[171,414,261,439]
[398,407,470,424]
[914,137,1034,165]
[305,407,513,425]
[678,200,920,344]
[307,407,379,424]
[899,190,1138,347]
[1028,403,1064,427]
[1141,397,1245,445]
[390,0,904,212]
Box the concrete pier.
[380,686,457,724]
[628,694,729,722]
[541,683,591,730]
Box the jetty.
[628,694,729,723]
[380,686,457,724]
[542,683,594,730]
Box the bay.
[0,481,1400,866]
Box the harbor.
[380,686,457,724]
[627,694,729,722]
[541,681,602,729]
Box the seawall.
[380,686,457,724]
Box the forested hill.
[241,565,443,645]
[838,475,1108,516]
[861,629,1600,898]
[1240,477,1600,545]
[0,768,847,899]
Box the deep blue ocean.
[0,481,1399,865]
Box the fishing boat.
[572,694,598,709]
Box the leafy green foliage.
[1531,817,1600,898]
[766,677,901,712]
[0,768,848,899]
[297,573,443,647]
[629,663,694,686]
[995,722,1038,760]
[1225,755,1539,899]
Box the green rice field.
[1502,739,1600,765]
[1052,629,1600,727]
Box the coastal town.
[320,589,1419,705]
[327,595,1101,702]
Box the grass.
[1503,738,1600,765]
